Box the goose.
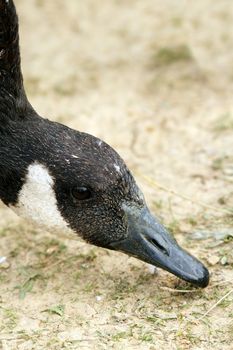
[0,0,209,288]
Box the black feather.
[0,0,22,93]
[0,0,31,131]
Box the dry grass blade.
[197,289,233,321]
[210,279,233,288]
[140,174,233,215]
[160,286,202,293]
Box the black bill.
[110,205,209,288]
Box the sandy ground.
[0,0,233,349]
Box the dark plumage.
[0,0,209,287]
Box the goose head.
[7,119,209,288]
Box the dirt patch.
[0,0,233,349]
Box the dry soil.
[0,0,233,349]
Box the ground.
[0,0,233,349]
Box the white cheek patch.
[11,163,74,235]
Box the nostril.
[147,237,170,256]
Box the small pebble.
[220,256,228,265]
[190,230,233,241]
[148,264,158,275]
[0,257,7,264]
[223,166,233,176]
[207,255,219,266]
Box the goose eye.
[71,186,92,201]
